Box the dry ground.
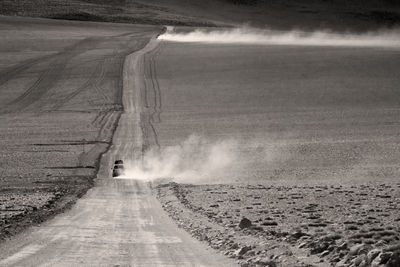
[157,182,400,266]
[153,42,400,184]
[0,16,161,241]
[150,41,400,266]
[0,38,237,267]
[0,0,216,27]
[134,0,400,31]
[2,0,400,32]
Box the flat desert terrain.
[150,39,400,266]
[1,2,400,265]
[152,41,400,184]
[0,38,237,266]
[0,16,160,240]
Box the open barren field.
[0,16,160,240]
[152,41,400,184]
[149,39,400,265]
[1,1,400,265]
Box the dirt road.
[0,38,235,266]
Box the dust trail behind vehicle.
[159,26,400,47]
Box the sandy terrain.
[0,16,161,240]
[0,38,237,267]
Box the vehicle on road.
[114,160,123,165]
[112,160,124,177]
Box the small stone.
[349,244,367,256]
[239,217,252,229]
[298,242,308,249]
[321,250,330,257]
[234,246,252,257]
[379,252,393,264]
[387,251,400,267]
[230,243,239,249]
[367,249,381,264]
[338,242,348,250]
[354,254,367,266]
[371,252,393,266]
[255,257,277,267]
[291,231,307,240]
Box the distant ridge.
[1,0,400,31]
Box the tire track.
[140,43,163,151]
[0,54,55,88]
[49,54,113,114]
[149,42,164,123]
[0,38,102,114]
[48,60,103,112]
[0,59,57,114]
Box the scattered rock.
[349,244,367,256]
[239,217,252,229]
[254,257,277,267]
[387,251,400,267]
[321,250,330,257]
[367,249,381,263]
[371,251,393,266]
[234,246,252,257]
[354,254,367,266]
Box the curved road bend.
[0,37,236,266]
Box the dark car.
[112,160,124,177]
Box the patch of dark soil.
[46,12,105,22]
[348,10,400,26]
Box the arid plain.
[0,16,161,239]
[150,38,400,266]
[0,1,400,266]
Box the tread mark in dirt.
[0,37,102,114]
[49,55,112,113]
[149,43,163,124]
[0,54,55,88]
[141,43,163,151]
[142,55,150,109]
[48,59,103,112]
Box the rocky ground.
[156,182,400,266]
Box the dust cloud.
[158,26,400,47]
[119,135,238,183]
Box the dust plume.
[119,135,238,183]
[158,26,400,47]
